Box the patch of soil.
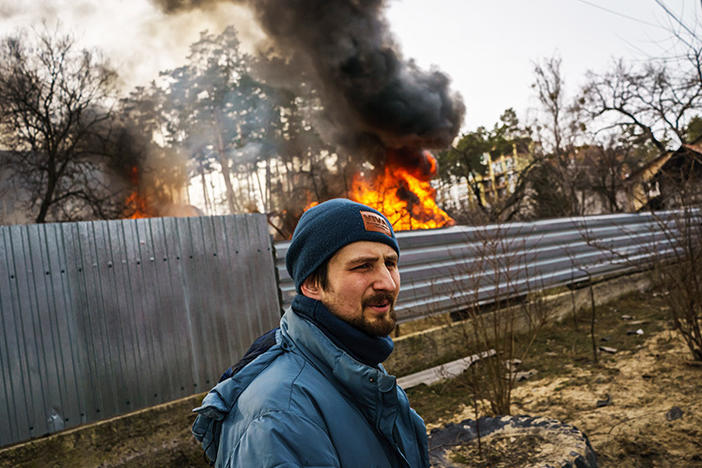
[0,394,208,467]
[449,432,546,467]
[429,416,596,468]
[510,330,702,467]
[4,291,699,467]
[409,291,702,467]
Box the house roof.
[625,151,672,184]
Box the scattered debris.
[599,346,618,354]
[505,358,522,371]
[514,369,538,382]
[665,406,683,421]
[419,292,702,468]
[600,336,611,342]
[627,328,645,335]
[397,349,497,389]
[596,394,611,408]
[629,320,649,325]
[621,314,634,320]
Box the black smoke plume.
[151,0,465,158]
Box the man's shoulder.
[234,346,335,414]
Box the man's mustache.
[363,292,396,308]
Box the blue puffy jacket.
[192,309,429,467]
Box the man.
[192,198,429,467]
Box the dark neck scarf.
[291,294,394,367]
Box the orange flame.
[124,192,151,219]
[124,166,151,219]
[349,150,453,231]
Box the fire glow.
[349,150,454,231]
[124,166,151,219]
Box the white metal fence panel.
[2,210,692,447]
[275,211,684,322]
[0,214,280,447]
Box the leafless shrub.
[444,224,550,416]
[650,206,702,361]
[577,174,702,361]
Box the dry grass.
[408,290,702,467]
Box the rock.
[629,320,648,325]
[599,346,618,354]
[596,394,611,408]
[665,406,683,421]
[600,336,610,342]
[621,314,634,320]
[514,369,538,382]
[428,415,597,468]
[505,359,522,372]
[626,329,644,336]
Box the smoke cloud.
[150,0,465,158]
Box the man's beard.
[348,308,397,337]
[329,292,398,337]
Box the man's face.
[303,241,400,336]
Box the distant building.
[623,143,702,211]
[437,147,531,211]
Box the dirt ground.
[408,290,702,467]
[3,290,700,467]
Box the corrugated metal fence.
[1,210,692,447]
[0,215,280,448]
[276,211,685,322]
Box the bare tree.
[580,2,702,152]
[0,27,126,223]
[578,139,640,214]
[651,208,702,361]
[530,57,586,217]
[580,57,702,152]
[437,108,535,223]
[574,6,702,362]
[449,226,550,416]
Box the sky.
[0,0,698,133]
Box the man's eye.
[353,263,371,270]
[385,260,397,269]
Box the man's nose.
[373,264,398,292]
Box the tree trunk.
[36,156,58,223]
[589,280,598,364]
[199,165,211,214]
[212,116,238,214]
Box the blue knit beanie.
[286,199,400,292]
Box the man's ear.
[300,277,322,300]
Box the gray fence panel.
[274,211,689,322]
[0,214,280,448]
[2,210,694,447]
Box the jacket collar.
[291,294,394,366]
[281,309,400,433]
[193,311,403,462]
